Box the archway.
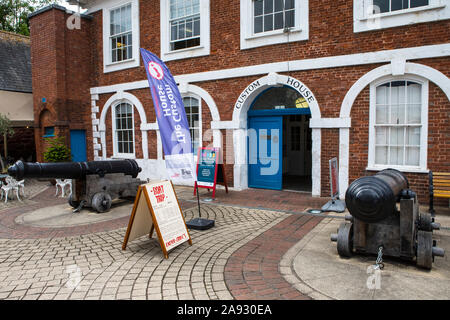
[231,73,322,195]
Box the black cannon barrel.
[345,169,409,223]
[8,159,142,181]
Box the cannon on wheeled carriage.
[8,159,147,213]
[331,169,445,269]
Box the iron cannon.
[331,169,445,269]
[8,159,147,213]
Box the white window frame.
[240,0,309,50]
[182,94,203,160]
[160,0,210,62]
[367,75,429,173]
[354,0,449,33]
[102,0,140,73]
[112,100,136,158]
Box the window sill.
[103,57,140,74]
[366,166,429,174]
[360,4,446,21]
[245,27,302,40]
[112,154,136,159]
[105,57,135,67]
[161,45,209,62]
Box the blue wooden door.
[248,116,283,190]
[70,130,87,162]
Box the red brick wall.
[29,2,450,202]
[88,0,450,89]
[30,8,93,161]
[348,59,450,204]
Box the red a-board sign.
[194,147,228,199]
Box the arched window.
[113,102,135,157]
[251,86,309,111]
[183,96,201,154]
[369,77,428,171]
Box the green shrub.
[43,136,71,162]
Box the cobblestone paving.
[0,179,50,210]
[0,204,288,300]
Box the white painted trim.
[90,43,450,95]
[310,117,351,128]
[160,0,210,62]
[368,75,429,172]
[240,0,309,50]
[230,73,321,196]
[354,0,449,33]
[232,73,321,125]
[99,91,148,159]
[185,84,220,121]
[111,100,136,158]
[102,0,140,73]
[182,93,203,157]
[339,62,450,198]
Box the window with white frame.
[160,0,210,61]
[372,0,429,13]
[114,102,135,156]
[170,0,201,51]
[354,0,449,33]
[241,0,309,50]
[110,4,132,63]
[103,0,140,73]
[368,78,428,171]
[253,0,295,34]
[183,96,201,154]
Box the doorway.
[247,86,312,192]
[70,130,87,162]
[282,114,312,191]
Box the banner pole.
[196,181,201,219]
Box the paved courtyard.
[0,182,448,300]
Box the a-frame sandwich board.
[122,180,192,259]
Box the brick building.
[0,31,36,165]
[28,1,449,203]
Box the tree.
[0,0,58,36]
[0,113,14,172]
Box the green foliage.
[43,136,71,163]
[0,113,14,138]
[0,0,58,36]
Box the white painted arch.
[231,73,322,196]
[338,62,450,198]
[99,91,148,160]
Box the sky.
[56,1,87,13]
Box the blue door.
[248,116,283,190]
[70,130,87,162]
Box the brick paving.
[0,183,332,300]
[224,214,323,300]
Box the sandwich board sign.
[122,180,192,258]
[194,147,228,199]
[321,157,346,213]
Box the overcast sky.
[57,1,87,13]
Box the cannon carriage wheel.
[91,192,112,213]
[336,222,354,258]
[416,230,433,270]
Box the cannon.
[331,169,445,269]
[8,160,147,213]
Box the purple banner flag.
[140,48,196,185]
